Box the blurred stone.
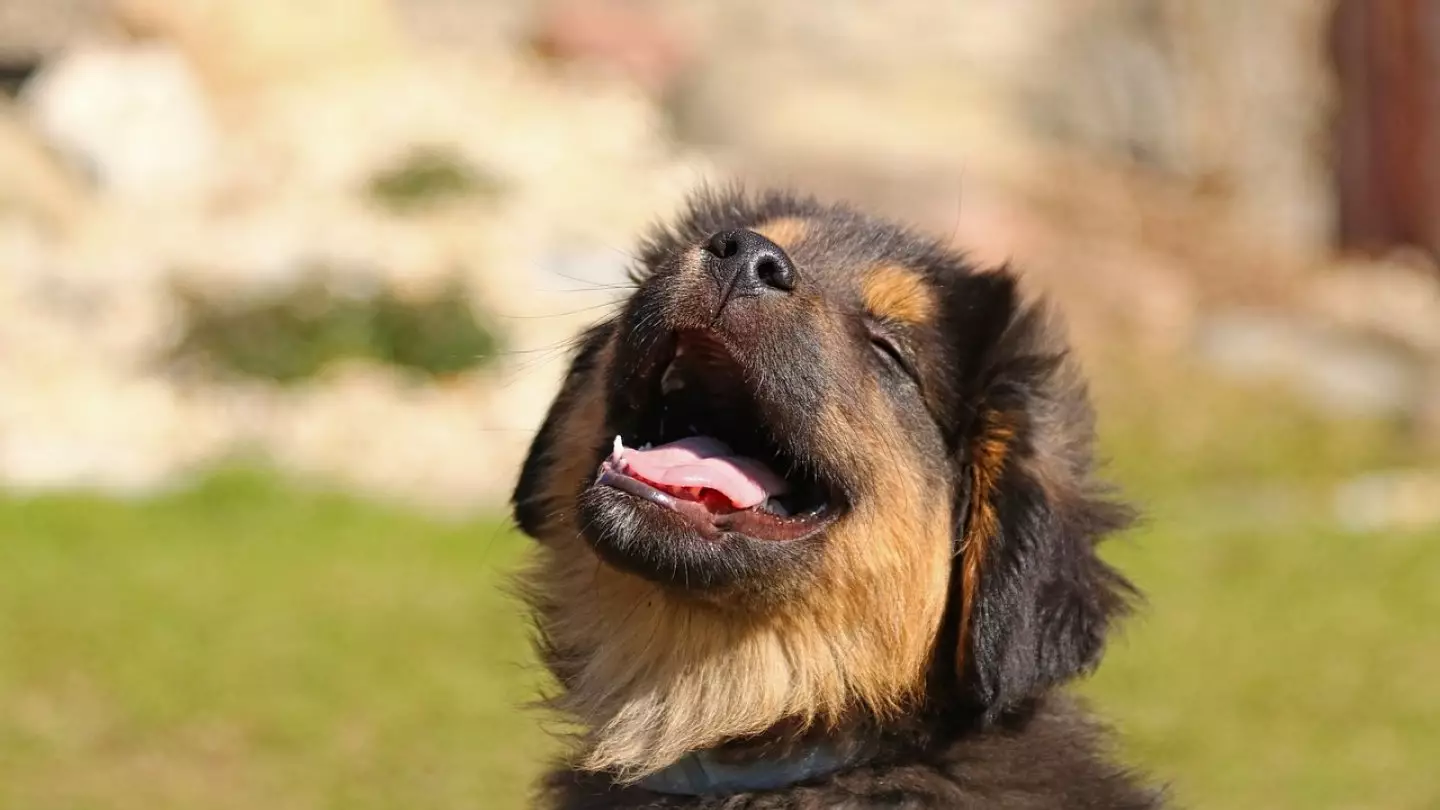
[0,0,115,62]
[392,0,523,52]
[112,0,403,96]
[674,58,1029,183]
[1306,255,1440,354]
[1045,241,1200,358]
[257,364,517,513]
[1027,0,1335,257]
[1195,310,1423,419]
[1334,469,1440,532]
[165,196,451,299]
[21,43,219,205]
[0,31,703,508]
[0,369,231,495]
[0,99,90,229]
[528,0,691,96]
[1302,255,1440,451]
[214,52,699,210]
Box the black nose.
[702,229,797,295]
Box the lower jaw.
[595,463,835,543]
[575,483,831,598]
[596,464,724,541]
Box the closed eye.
[865,322,919,383]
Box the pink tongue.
[613,436,789,509]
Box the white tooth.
[640,442,652,450]
[765,497,791,517]
[613,435,624,459]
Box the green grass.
[1084,364,1440,809]
[0,368,1436,808]
[1091,520,1439,809]
[0,473,551,810]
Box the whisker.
[494,300,624,320]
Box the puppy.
[512,188,1163,808]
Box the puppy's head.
[514,188,1135,778]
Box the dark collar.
[637,734,877,796]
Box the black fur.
[513,322,614,538]
[939,279,1139,716]
[542,698,1162,809]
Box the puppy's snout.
[703,229,797,296]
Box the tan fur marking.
[753,217,810,250]
[861,265,937,325]
[956,410,1015,675]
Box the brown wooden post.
[1331,0,1440,265]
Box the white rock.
[21,44,220,205]
[1195,310,1423,418]
[1334,469,1440,533]
[256,364,523,514]
[1307,258,1440,354]
[0,369,233,495]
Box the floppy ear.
[511,322,615,538]
[944,270,1137,718]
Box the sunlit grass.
[1086,361,1440,810]
[0,473,551,810]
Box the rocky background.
[0,0,1436,522]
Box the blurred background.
[0,1,1435,807]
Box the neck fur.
[526,523,949,780]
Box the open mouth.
[595,331,840,543]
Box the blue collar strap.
[637,735,877,796]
